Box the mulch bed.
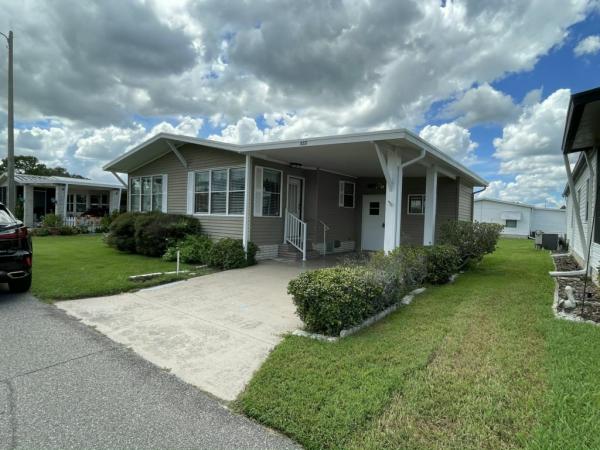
[554,254,600,322]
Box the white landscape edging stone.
[550,254,600,326]
[292,287,428,342]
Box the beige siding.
[130,144,245,240]
[313,171,357,243]
[401,178,426,245]
[435,177,459,240]
[457,180,474,221]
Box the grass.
[31,234,212,302]
[236,239,600,449]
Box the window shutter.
[187,171,194,215]
[254,166,263,216]
[161,175,168,212]
[338,181,344,207]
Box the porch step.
[278,243,321,260]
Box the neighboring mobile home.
[474,198,566,238]
[104,129,488,260]
[0,174,126,227]
[561,86,600,272]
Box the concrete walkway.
[0,293,299,449]
[58,258,335,401]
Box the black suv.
[0,203,32,292]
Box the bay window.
[191,167,246,216]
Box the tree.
[0,155,85,178]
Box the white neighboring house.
[474,198,566,238]
[0,174,126,227]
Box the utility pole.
[0,30,14,211]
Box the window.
[90,193,109,212]
[253,167,282,217]
[130,175,165,212]
[505,219,517,228]
[67,194,87,214]
[369,201,380,216]
[339,181,355,208]
[407,194,425,215]
[192,167,245,216]
[578,187,583,221]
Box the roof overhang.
[104,129,488,186]
[562,86,600,154]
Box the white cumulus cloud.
[419,122,478,164]
[574,34,600,56]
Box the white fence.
[63,216,102,232]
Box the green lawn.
[31,234,211,302]
[236,239,600,449]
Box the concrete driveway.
[58,259,333,401]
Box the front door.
[361,194,385,251]
[287,176,304,219]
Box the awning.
[501,211,521,220]
[562,86,600,154]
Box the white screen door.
[361,194,385,251]
[287,177,304,218]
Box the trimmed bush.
[98,211,120,233]
[106,212,140,252]
[439,220,503,263]
[208,238,257,269]
[58,226,76,235]
[106,212,201,256]
[424,244,460,284]
[163,234,214,264]
[288,266,384,336]
[134,212,202,257]
[31,227,50,236]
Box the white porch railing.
[284,209,307,261]
[63,216,101,232]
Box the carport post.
[423,165,438,245]
[243,154,252,252]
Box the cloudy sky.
[0,0,599,206]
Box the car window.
[0,206,18,226]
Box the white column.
[423,165,438,246]
[109,189,121,213]
[383,151,402,253]
[242,154,252,251]
[23,185,34,227]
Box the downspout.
[549,153,588,277]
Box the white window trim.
[187,166,246,217]
[407,194,425,215]
[254,166,283,218]
[505,219,518,228]
[338,180,356,208]
[129,174,167,213]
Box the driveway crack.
[1,347,120,384]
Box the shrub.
[208,238,257,270]
[424,244,461,284]
[106,212,140,252]
[58,226,76,235]
[439,220,503,263]
[134,212,201,257]
[42,214,62,228]
[288,266,384,336]
[106,212,201,256]
[163,235,214,264]
[99,211,120,233]
[31,227,50,236]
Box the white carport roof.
[104,128,488,186]
[0,173,124,190]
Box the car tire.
[9,274,32,293]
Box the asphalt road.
[0,292,299,450]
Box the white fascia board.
[103,129,489,187]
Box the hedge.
[163,236,258,270]
[439,220,504,262]
[106,212,201,256]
